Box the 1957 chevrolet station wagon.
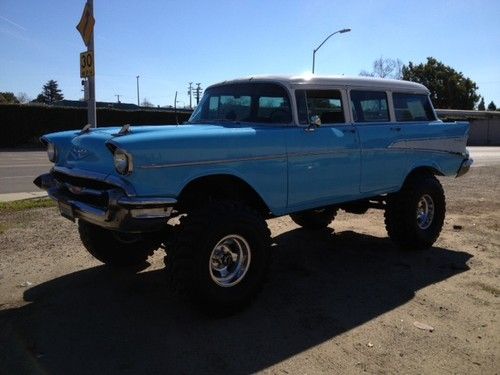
[35,75,472,312]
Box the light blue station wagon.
[35,75,472,313]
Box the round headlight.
[47,143,57,162]
[114,149,131,175]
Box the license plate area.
[59,201,75,221]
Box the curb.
[0,192,48,203]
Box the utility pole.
[114,94,121,103]
[194,83,203,105]
[187,82,193,109]
[136,75,140,106]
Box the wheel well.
[403,166,443,185]
[177,174,270,215]
[408,166,443,178]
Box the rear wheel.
[165,201,271,314]
[290,208,338,230]
[385,174,445,250]
[78,221,161,266]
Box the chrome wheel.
[209,234,251,287]
[416,194,435,230]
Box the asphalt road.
[0,147,499,194]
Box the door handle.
[342,128,356,134]
[390,126,402,132]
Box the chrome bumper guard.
[34,172,176,232]
[456,158,473,178]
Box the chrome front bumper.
[456,158,473,178]
[34,170,176,232]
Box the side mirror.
[310,115,321,127]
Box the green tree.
[0,92,19,104]
[360,57,403,79]
[402,57,480,109]
[487,101,497,111]
[35,80,64,104]
[477,97,485,110]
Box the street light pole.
[312,28,351,74]
[136,75,140,106]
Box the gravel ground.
[0,166,498,374]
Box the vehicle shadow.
[0,229,472,374]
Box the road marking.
[0,175,36,179]
[0,164,51,168]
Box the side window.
[350,90,389,122]
[295,90,345,125]
[393,93,436,122]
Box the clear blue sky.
[1,0,499,108]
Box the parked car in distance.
[35,75,472,313]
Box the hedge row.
[0,104,192,148]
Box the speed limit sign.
[80,51,94,78]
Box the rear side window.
[295,90,345,125]
[350,90,389,122]
[393,93,436,121]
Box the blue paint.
[41,81,470,217]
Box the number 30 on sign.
[80,51,94,78]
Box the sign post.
[76,0,96,128]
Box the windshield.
[189,83,292,124]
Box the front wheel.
[385,174,446,250]
[78,221,161,266]
[165,201,271,314]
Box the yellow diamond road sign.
[76,3,95,47]
[80,51,94,78]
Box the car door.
[287,88,361,210]
[350,89,407,193]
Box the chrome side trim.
[288,149,351,158]
[388,136,467,154]
[139,154,287,169]
[139,149,356,170]
[387,148,465,156]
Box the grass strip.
[0,198,56,214]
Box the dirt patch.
[0,166,498,374]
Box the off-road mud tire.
[385,174,446,250]
[78,220,161,266]
[164,201,271,314]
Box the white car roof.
[210,75,429,94]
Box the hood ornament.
[118,124,131,135]
[79,124,92,134]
